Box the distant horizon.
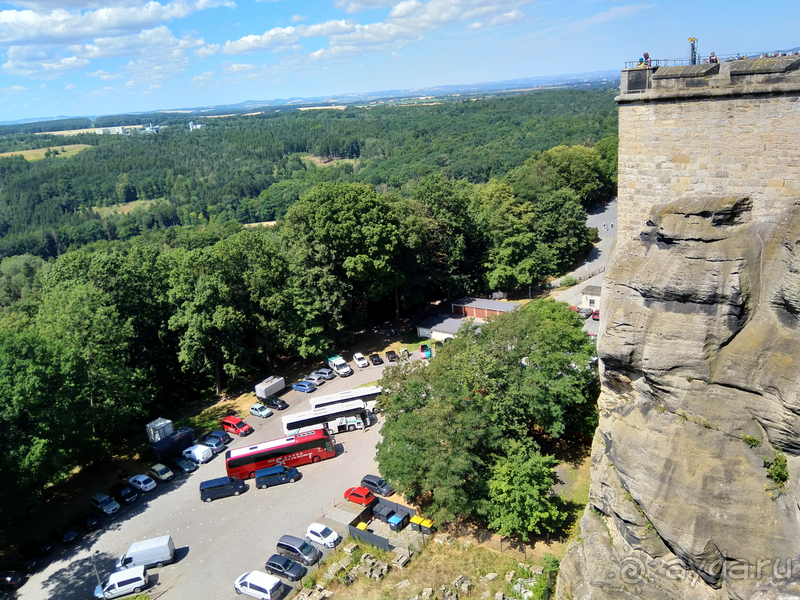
[0,0,797,122]
[0,68,622,125]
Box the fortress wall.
[616,60,800,237]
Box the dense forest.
[0,88,617,260]
[0,87,617,532]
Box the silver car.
[304,373,326,386]
[311,368,335,380]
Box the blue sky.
[0,0,796,121]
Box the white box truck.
[255,376,285,399]
[116,535,175,571]
[326,355,353,377]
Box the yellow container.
[356,522,368,530]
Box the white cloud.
[195,43,220,58]
[222,20,356,55]
[291,14,305,22]
[0,0,235,46]
[71,25,201,60]
[191,69,215,82]
[39,83,47,88]
[490,9,524,26]
[65,83,76,89]
[0,85,28,93]
[569,4,653,32]
[391,51,402,60]
[87,69,122,79]
[3,54,89,79]
[468,21,481,29]
[333,0,394,14]
[389,0,421,19]
[224,62,255,72]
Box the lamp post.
[89,550,102,587]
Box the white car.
[233,571,282,600]
[249,403,274,419]
[128,474,157,493]
[352,352,369,368]
[306,523,340,548]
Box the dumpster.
[356,522,368,531]
[389,511,409,532]
[420,519,434,535]
[410,515,424,532]
[374,504,395,524]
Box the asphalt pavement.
[551,200,618,337]
[20,356,402,600]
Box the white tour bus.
[282,400,371,436]
[309,386,381,414]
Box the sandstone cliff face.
[557,195,800,600]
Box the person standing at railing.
[708,52,719,64]
[643,52,651,66]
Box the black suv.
[360,474,395,497]
[260,396,289,411]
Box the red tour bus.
[225,429,335,479]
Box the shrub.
[765,449,789,484]
[561,276,578,287]
[743,435,761,448]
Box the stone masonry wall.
[618,95,800,237]
[616,60,800,238]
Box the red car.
[344,486,375,506]
[221,416,254,437]
[591,310,600,321]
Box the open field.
[0,144,92,161]
[242,220,277,228]
[302,154,358,168]
[35,124,144,136]
[93,199,158,218]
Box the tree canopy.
[376,300,599,532]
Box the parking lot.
[19,356,403,600]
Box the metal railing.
[624,50,799,70]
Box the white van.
[182,444,213,464]
[95,565,149,599]
[233,571,282,600]
[116,535,175,571]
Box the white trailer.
[255,376,285,399]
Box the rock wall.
[557,60,800,600]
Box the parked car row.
[234,528,341,599]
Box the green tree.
[376,359,503,524]
[506,145,614,210]
[479,300,599,438]
[280,182,403,356]
[116,173,137,204]
[409,173,483,298]
[485,440,567,540]
[36,280,143,434]
[168,229,288,393]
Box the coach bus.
[225,429,335,480]
[309,385,381,414]
[281,400,371,436]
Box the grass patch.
[94,199,158,218]
[0,144,91,161]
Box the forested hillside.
[0,88,617,260]
[0,87,617,530]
